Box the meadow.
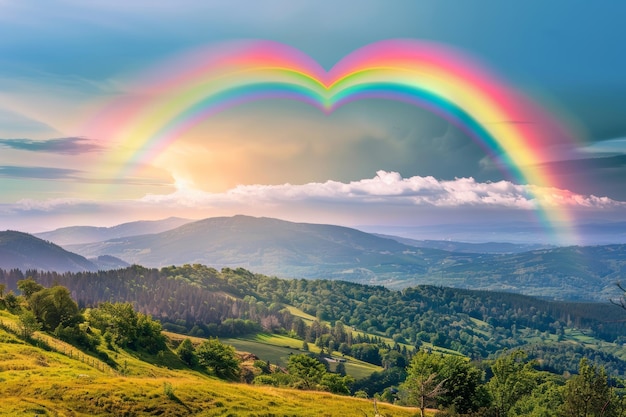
[0,313,421,416]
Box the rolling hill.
[431,245,626,300]
[0,230,98,272]
[62,215,626,300]
[5,215,626,300]
[65,215,452,284]
[374,234,554,254]
[35,216,192,245]
[0,309,416,417]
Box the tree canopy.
[196,338,240,380]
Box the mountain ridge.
[373,233,555,254]
[5,215,626,301]
[63,215,626,301]
[66,215,433,278]
[0,230,98,272]
[35,216,192,245]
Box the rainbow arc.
[84,39,580,244]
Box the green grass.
[167,330,383,380]
[285,305,318,322]
[285,305,420,355]
[222,333,384,380]
[0,321,423,416]
[468,317,492,336]
[221,336,298,367]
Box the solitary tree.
[287,354,327,389]
[438,354,489,414]
[320,373,354,395]
[336,361,347,376]
[400,351,448,417]
[176,338,197,367]
[28,286,80,331]
[17,278,44,299]
[18,310,41,339]
[196,338,240,380]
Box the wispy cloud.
[0,165,171,188]
[0,137,101,154]
[579,137,626,155]
[0,165,80,179]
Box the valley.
[2,216,626,415]
[3,215,626,301]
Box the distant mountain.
[64,215,626,301]
[374,234,554,254]
[67,215,452,284]
[89,255,130,270]
[35,217,192,245]
[0,230,97,272]
[359,221,626,246]
[433,245,626,301]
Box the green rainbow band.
[86,40,580,244]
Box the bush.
[354,390,369,398]
[176,338,197,367]
[253,375,278,386]
[163,382,175,400]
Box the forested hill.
[65,215,437,279]
[62,215,626,301]
[374,234,553,254]
[0,230,97,272]
[3,264,626,376]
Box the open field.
[0,325,423,416]
[222,333,384,380]
[165,330,384,379]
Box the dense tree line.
[3,276,626,416]
[1,265,626,375]
[248,347,625,417]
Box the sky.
[1,0,626,245]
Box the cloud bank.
[139,170,621,210]
[1,171,623,240]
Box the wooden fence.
[0,319,118,375]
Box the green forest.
[2,265,626,416]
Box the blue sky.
[1,0,625,243]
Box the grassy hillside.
[0,312,420,417]
[6,264,626,377]
[164,330,384,381]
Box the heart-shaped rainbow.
[86,39,579,243]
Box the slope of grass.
[221,333,384,380]
[0,324,422,416]
[284,305,318,322]
[165,329,385,380]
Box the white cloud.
[139,170,624,210]
[2,171,625,236]
[12,198,85,212]
[6,171,621,218]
